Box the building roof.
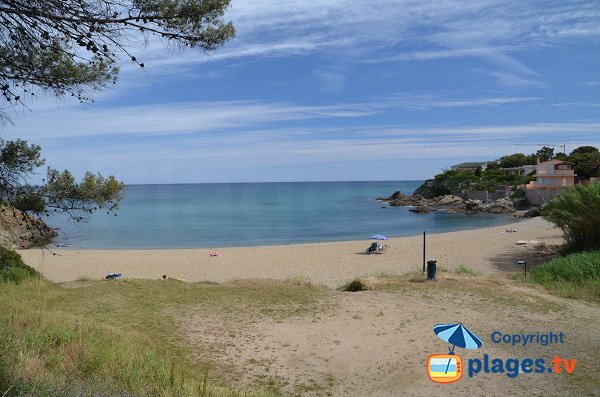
[451,162,487,169]
[539,159,574,165]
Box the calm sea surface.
[48,181,518,249]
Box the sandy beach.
[20,217,563,287]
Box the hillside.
[0,206,56,249]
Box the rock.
[386,193,425,207]
[483,198,515,214]
[436,195,464,206]
[0,206,57,249]
[409,205,433,214]
[465,199,483,212]
[412,179,436,198]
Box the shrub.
[341,279,367,292]
[0,246,39,283]
[542,183,600,252]
[531,251,600,301]
[532,251,600,284]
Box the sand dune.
[20,217,563,288]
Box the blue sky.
[2,0,600,183]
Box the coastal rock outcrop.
[379,191,426,207]
[408,205,433,214]
[480,198,514,214]
[434,195,463,206]
[378,191,519,215]
[0,207,57,249]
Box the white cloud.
[3,94,541,140]
[113,0,600,78]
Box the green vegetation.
[413,167,533,198]
[413,145,599,198]
[530,251,600,301]
[0,139,124,247]
[454,265,480,276]
[542,183,600,252]
[340,279,368,292]
[0,247,39,284]
[0,1,235,118]
[0,259,326,396]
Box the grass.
[0,271,327,396]
[2,246,599,395]
[530,250,600,302]
[454,265,480,276]
[0,246,39,284]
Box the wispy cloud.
[31,120,600,182]
[119,0,600,76]
[3,94,541,140]
[472,69,544,88]
[578,80,600,87]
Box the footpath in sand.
[21,217,562,287]
[176,275,600,396]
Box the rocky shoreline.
[377,191,539,217]
[0,206,57,249]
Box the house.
[524,160,576,205]
[503,165,536,176]
[526,160,575,190]
[450,162,488,172]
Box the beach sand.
[20,217,563,287]
[17,217,600,396]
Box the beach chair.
[366,242,379,254]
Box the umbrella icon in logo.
[433,323,483,354]
[427,323,482,382]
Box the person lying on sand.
[160,274,186,282]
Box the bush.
[531,251,600,301]
[341,279,368,292]
[0,246,39,284]
[542,183,600,252]
[532,251,600,284]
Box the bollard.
[517,260,527,278]
[427,260,437,280]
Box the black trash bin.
[427,260,437,280]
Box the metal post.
[518,260,527,278]
[423,231,426,272]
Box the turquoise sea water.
[48,181,518,249]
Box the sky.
[2,0,600,184]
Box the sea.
[47,181,518,249]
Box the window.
[537,178,555,185]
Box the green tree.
[0,139,123,245]
[542,183,600,252]
[498,153,533,168]
[554,152,568,161]
[568,152,600,180]
[571,146,599,155]
[536,146,555,162]
[0,0,235,118]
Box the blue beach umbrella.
[370,234,388,240]
[433,323,482,354]
[433,323,482,375]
